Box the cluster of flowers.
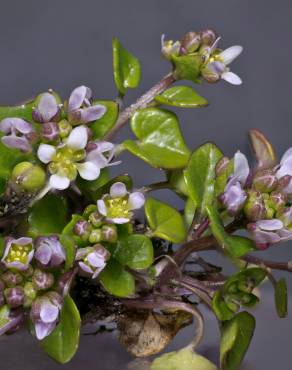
[161,29,243,85]
[0,86,118,190]
[218,149,292,249]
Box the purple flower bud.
[88,211,103,227]
[276,207,292,227]
[5,287,25,308]
[219,177,247,216]
[0,306,24,336]
[76,244,110,279]
[32,92,60,123]
[0,118,34,152]
[253,169,278,193]
[215,156,230,176]
[34,236,66,268]
[101,225,118,243]
[244,190,267,222]
[23,282,37,303]
[73,220,92,239]
[41,122,60,141]
[1,271,23,287]
[0,280,5,291]
[180,32,201,54]
[1,237,34,271]
[89,229,102,243]
[58,268,77,297]
[277,175,292,196]
[0,292,5,306]
[270,191,287,211]
[32,269,54,291]
[58,119,72,138]
[200,29,217,45]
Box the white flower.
[97,182,145,224]
[37,126,105,190]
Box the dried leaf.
[249,129,277,170]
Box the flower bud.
[76,244,110,279]
[253,169,278,193]
[32,91,60,123]
[277,175,292,196]
[34,236,66,268]
[263,194,275,219]
[276,207,292,227]
[73,220,92,240]
[32,269,54,291]
[201,62,222,84]
[21,265,34,278]
[224,295,240,312]
[0,292,5,306]
[270,191,287,211]
[1,271,23,287]
[243,190,266,221]
[0,280,4,291]
[200,29,217,45]
[215,156,230,176]
[89,229,102,243]
[58,119,72,138]
[23,282,37,308]
[11,162,46,192]
[180,32,201,54]
[101,225,118,243]
[5,287,25,308]
[41,122,60,141]
[88,211,103,227]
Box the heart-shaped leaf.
[184,143,223,214]
[249,129,277,170]
[99,259,135,297]
[113,234,154,269]
[112,37,141,95]
[124,108,190,169]
[220,311,255,370]
[40,295,81,364]
[274,278,288,318]
[145,197,186,243]
[90,100,118,139]
[206,205,255,257]
[155,86,208,108]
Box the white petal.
[234,151,249,185]
[49,174,70,190]
[97,200,107,216]
[40,303,59,323]
[66,126,88,150]
[86,151,109,168]
[68,85,90,112]
[280,147,292,165]
[221,71,242,85]
[109,217,130,224]
[76,161,100,180]
[128,192,145,210]
[96,141,114,153]
[110,182,127,198]
[87,252,105,268]
[256,219,283,231]
[276,158,292,178]
[37,144,56,164]
[220,45,243,65]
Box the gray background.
[0,0,291,369]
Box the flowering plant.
[0,28,289,370]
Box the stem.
[104,72,176,141]
[140,181,171,193]
[242,255,292,272]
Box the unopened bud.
[270,191,287,211]
[0,280,4,291]
[21,265,34,278]
[277,175,292,196]
[58,119,72,138]
[89,229,102,243]
[216,156,230,176]
[200,29,217,46]
[11,162,46,192]
[180,32,201,54]
[101,225,118,243]
[41,122,60,141]
[225,295,240,312]
[1,271,23,287]
[88,211,103,227]
[5,287,25,308]
[73,220,92,240]
[276,207,292,227]
[24,282,37,301]
[32,269,54,290]
[253,169,278,193]
[244,190,266,221]
[0,292,4,306]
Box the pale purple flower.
[220,152,249,215]
[32,92,59,123]
[276,147,292,179]
[34,236,66,267]
[247,219,292,250]
[0,117,34,152]
[86,141,121,169]
[30,292,63,340]
[76,244,110,279]
[1,237,34,271]
[97,182,145,224]
[67,85,106,124]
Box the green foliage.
[0,104,33,121]
[124,108,190,169]
[113,234,154,269]
[212,267,266,321]
[220,312,255,370]
[167,169,189,197]
[184,198,196,229]
[172,54,203,83]
[215,159,234,197]
[28,194,68,237]
[76,169,110,201]
[40,296,81,364]
[206,205,255,257]
[155,86,208,108]
[145,197,186,243]
[59,235,76,271]
[274,278,288,318]
[90,100,119,139]
[99,259,135,297]
[112,37,141,95]
[184,143,223,215]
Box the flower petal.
[87,252,105,268]
[40,301,59,323]
[234,151,249,185]
[128,192,145,210]
[66,125,88,150]
[109,217,130,224]
[97,199,107,216]
[78,261,94,274]
[280,147,292,165]
[0,118,32,134]
[95,141,114,153]
[76,161,100,180]
[38,93,58,122]
[35,321,55,340]
[49,174,70,190]
[110,182,127,198]
[80,104,106,123]
[68,85,91,112]
[256,219,283,231]
[2,135,32,152]
[221,71,242,85]
[35,244,52,265]
[37,144,56,163]
[220,45,243,65]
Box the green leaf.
[124,108,190,169]
[40,295,80,364]
[76,169,110,201]
[112,37,141,95]
[90,100,118,139]
[220,311,255,370]
[275,278,288,318]
[167,169,189,197]
[184,198,196,229]
[113,234,153,269]
[212,290,234,321]
[155,86,208,108]
[62,214,86,248]
[28,194,68,237]
[59,235,76,271]
[249,129,277,170]
[0,104,33,121]
[206,205,255,257]
[184,143,223,214]
[99,259,135,297]
[145,197,186,243]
